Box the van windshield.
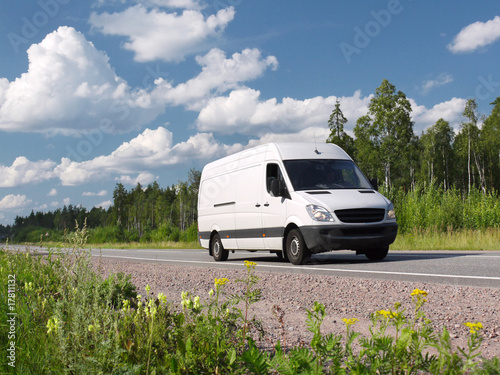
[283,159,373,191]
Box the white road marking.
[95,254,500,281]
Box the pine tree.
[326,100,355,156]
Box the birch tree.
[353,79,414,190]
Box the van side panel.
[234,164,265,249]
[198,144,270,251]
[198,173,237,249]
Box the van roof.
[202,142,351,178]
[272,142,350,160]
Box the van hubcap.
[213,241,220,256]
[290,237,300,257]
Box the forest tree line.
[328,79,500,193]
[6,79,500,243]
[10,169,201,243]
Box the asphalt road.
[17,246,497,289]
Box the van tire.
[286,229,311,265]
[365,246,389,261]
[212,234,229,261]
[271,250,284,260]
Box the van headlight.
[386,203,396,220]
[306,204,335,222]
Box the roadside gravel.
[92,257,500,359]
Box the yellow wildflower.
[244,260,257,269]
[411,289,428,297]
[214,278,229,286]
[464,322,483,334]
[342,318,358,326]
[377,310,396,319]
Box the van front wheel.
[286,229,311,265]
[212,234,229,261]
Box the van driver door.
[262,162,288,250]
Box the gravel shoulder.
[92,257,500,359]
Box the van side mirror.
[270,178,289,198]
[270,178,280,197]
[370,178,378,191]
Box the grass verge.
[34,240,203,250]
[393,228,500,251]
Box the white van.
[197,142,397,265]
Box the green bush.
[13,226,64,243]
[180,222,198,243]
[387,184,500,234]
[88,225,124,243]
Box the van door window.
[266,163,286,197]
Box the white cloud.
[197,89,372,136]
[246,127,330,149]
[0,91,468,190]
[96,200,112,209]
[197,88,469,137]
[89,5,235,62]
[0,26,163,135]
[117,172,157,186]
[0,26,277,136]
[0,194,32,210]
[48,188,58,196]
[410,97,467,132]
[83,190,108,196]
[152,48,278,109]
[419,73,454,94]
[0,127,237,188]
[448,16,500,53]
[63,198,71,206]
[54,127,234,185]
[0,157,56,188]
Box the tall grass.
[384,185,500,234]
[393,228,500,251]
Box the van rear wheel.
[365,246,389,261]
[212,234,229,261]
[286,229,311,265]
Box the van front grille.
[334,208,385,223]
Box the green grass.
[392,228,500,251]
[35,239,203,250]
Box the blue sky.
[0,0,499,225]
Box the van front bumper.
[300,223,398,253]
